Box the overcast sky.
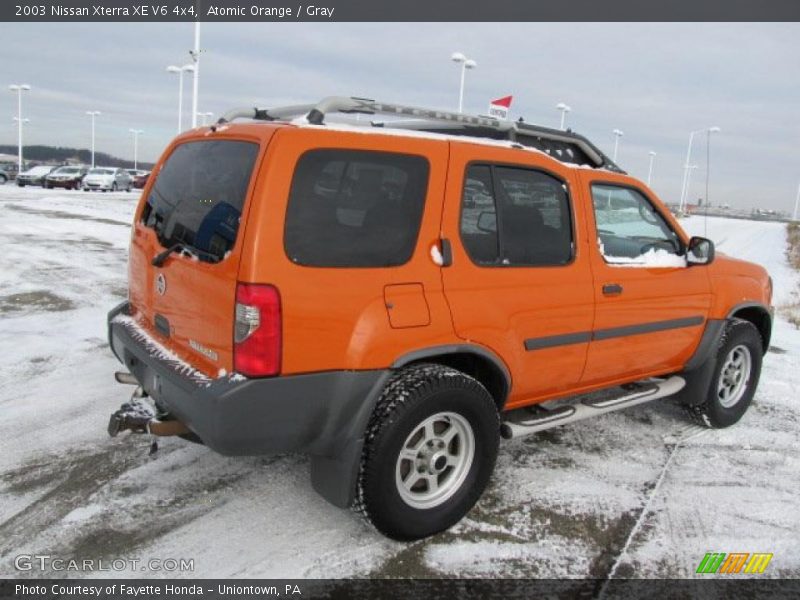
[1,22,798,211]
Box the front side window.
[284,149,430,267]
[591,184,684,265]
[460,164,573,266]
[141,140,259,262]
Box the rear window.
[141,140,259,263]
[284,149,429,267]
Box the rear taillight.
[234,283,281,377]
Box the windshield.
[89,168,115,175]
[54,167,80,174]
[141,140,259,263]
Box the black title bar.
[2,0,800,22]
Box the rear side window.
[460,164,573,266]
[141,140,259,262]
[284,149,430,267]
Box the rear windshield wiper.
[151,243,219,267]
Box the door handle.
[602,283,623,296]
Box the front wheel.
[688,319,763,428]
[355,364,499,540]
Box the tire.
[18,182,25,187]
[687,319,763,428]
[0,175,7,184]
[354,363,499,541]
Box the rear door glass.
[284,149,430,267]
[141,140,259,262]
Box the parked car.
[45,166,88,190]
[0,162,19,181]
[83,167,133,192]
[17,165,57,187]
[127,169,150,189]
[107,96,773,541]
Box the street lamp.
[128,129,143,171]
[704,126,721,210]
[451,52,477,113]
[647,151,657,186]
[556,103,571,130]
[197,111,213,126]
[190,22,201,128]
[166,64,195,133]
[9,84,31,173]
[679,126,720,212]
[794,182,800,222]
[612,129,624,162]
[86,111,101,168]
[683,164,699,211]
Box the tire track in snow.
[597,425,708,592]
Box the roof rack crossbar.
[216,96,621,171]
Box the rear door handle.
[602,283,623,296]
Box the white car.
[83,167,133,192]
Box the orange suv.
[107,97,773,540]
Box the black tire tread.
[685,318,762,428]
[353,363,498,537]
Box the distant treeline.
[0,145,154,170]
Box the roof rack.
[216,96,623,172]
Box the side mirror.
[687,236,715,265]
[476,211,497,233]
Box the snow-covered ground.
[0,185,798,579]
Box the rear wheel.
[687,319,763,428]
[355,364,499,540]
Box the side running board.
[500,376,685,440]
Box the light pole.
[129,129,143,171]
[197,111,213,126]
[9,84,31,173]
[684,165,699,211]
[556,103,571,130]
[793,182,799,222]
[167,64,194,133]
[451,52,477,113]
[679,126,719,212]
[86,111,101,168]
[647,151,657,186]
[704,127,720,209]
[190,22,201,128]
[612,129,624,161]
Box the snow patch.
[430,243,444,266]
[111,314,211,384]
[604,248,687,268]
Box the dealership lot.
[0,184,798,579]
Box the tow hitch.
[108,371,190,454]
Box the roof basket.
[216,96,622,172]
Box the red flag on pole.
[488,95,513,120]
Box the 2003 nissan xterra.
[107,96,773,540]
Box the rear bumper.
[107,302,388,459]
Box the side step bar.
[500,376,685,440]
